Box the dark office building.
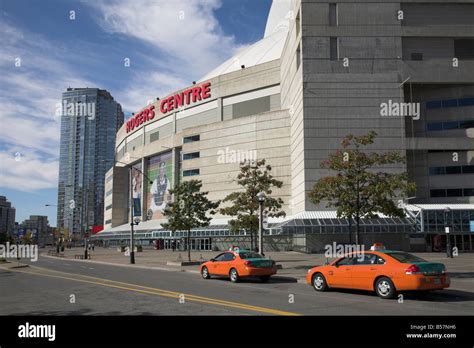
[0,196,16,239]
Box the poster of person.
[132,163,142,217]
[146,151,173,220]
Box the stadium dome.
[199,0,292,81]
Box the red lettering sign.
[126,105,155,133]
[126,82,211,134]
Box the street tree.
[308,131,416,244]
[220,159,286,250]
[162,180,219,262]
[21,231,35,245]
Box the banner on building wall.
[146,151,173,220]
[131,163,143,217]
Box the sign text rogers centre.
[126,82,212,133]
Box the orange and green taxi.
[201,248,277,282]
[306,245,450,299]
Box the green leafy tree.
[162,180,219,262]
[21,231,35,245]
[308,131,416,244]
[220,159,286,250]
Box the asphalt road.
[0,256,473,316]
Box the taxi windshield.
[388,252,427,263]
[239,252,264,259]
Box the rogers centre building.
[96,0,474,252]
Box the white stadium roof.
[404,204,474,211]
[199,0,292,82]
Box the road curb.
[40,253,201,274]
[0,262,30,269]
[39,253,305,282]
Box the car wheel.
[229,268,239,283]
[312,273,328,292]
[201,266,210,279]
[260,275,270,282]
[375,277,397,299]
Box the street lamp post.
[256,192,266,255]
[444,207,452,258]
[129,166,136,264]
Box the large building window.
[427,119,474,131]
[464,188,474,196]
[296,8,301,37]
[330,37,338,60]
[426,97,474,109]
[183,169,200,177]
[447,189,463,197]
[296,44,301,70]
[183,134,200,144]
[429,165,474,176]
[329,3,338,26]
[149,130,160,143]
[454,39,474,60]
[182,152,200,160]
[430,188,474,197]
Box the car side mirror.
[334,263,339,268]
[210,258,215,262]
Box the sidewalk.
[41,247,474,291]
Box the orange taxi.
[306,245,450,299]
[200,248,277,282]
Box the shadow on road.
[208,275,298,284]
[10,309,158,316]
[324,288,474,302]
[448,272,474,279]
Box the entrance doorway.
[191,238,211,251]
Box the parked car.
[306,245,450,299]
[200,248,277,282]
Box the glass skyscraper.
[56,88,124,238]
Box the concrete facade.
[100,0,473,247]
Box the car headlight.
[307,269,312,274]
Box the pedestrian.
[92,244,95,251]
[171,240,176,252]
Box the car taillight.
[405,264,422,275]
[244,261,252,266]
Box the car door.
[326,257,355,288]
[350,253,379,290]
[210,253,226,275]
[220,252,236,276]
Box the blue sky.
[0,0,272,226]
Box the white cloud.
[115,71,189,113]
[0,152,58,192]
[0,21,96,190]
[0,0,252,192]
[85,0,245,115]
[87,0,240,77]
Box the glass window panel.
[427,122,443,131]
[442,121,459,130]
[446,166,462,174]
